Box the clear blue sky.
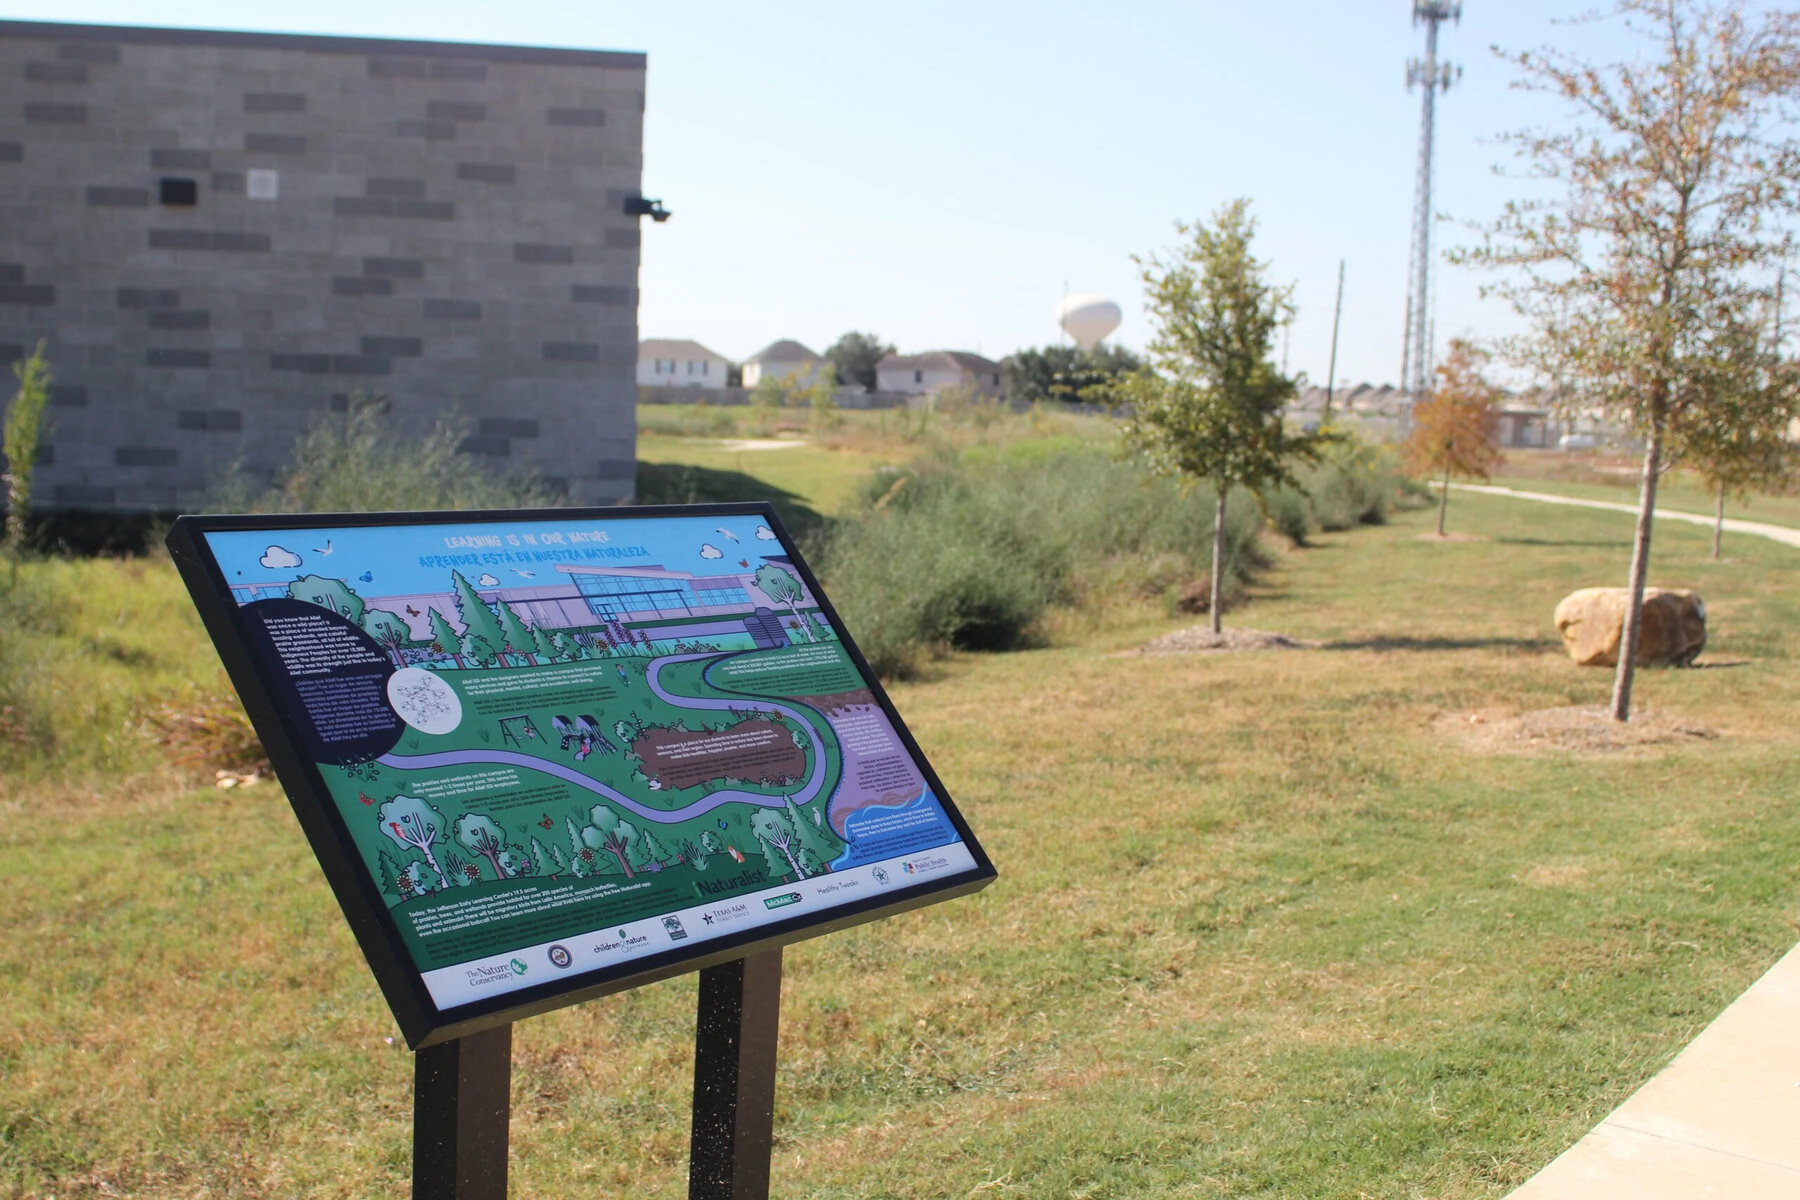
[3,2,1674,384]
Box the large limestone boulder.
[1554,587,1706,667]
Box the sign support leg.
[689,950,784,1200]
[414,1023,513,1200]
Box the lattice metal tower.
[1400,1,1462,402]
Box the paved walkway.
[1449,483,1800,550]
[1509,944,1800,1198]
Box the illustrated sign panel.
[169,505,993,1043]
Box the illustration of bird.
[359,571,373,583]
[358,792,375,806]
[406,605,420,617]
[537,815,554,830]
[717,528,739,541]
[512,568,537,578]
[313,540,334,556]
[717,818,730,830]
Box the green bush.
[210,397,561,513]
[820,444,1264,675]
[1265,435,1409,544]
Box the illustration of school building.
[0,20,647,512]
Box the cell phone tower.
[1400,1,1462,405]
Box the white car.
[1558,433,1599,451]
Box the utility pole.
[1325,259,1346,420]
[1401,2,1461,405]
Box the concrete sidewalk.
[1509,944,1800,1198]
[1447,482,1800,550]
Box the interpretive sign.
[168,504,995,1049]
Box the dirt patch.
[1436,705,1717,756]
[1139,627,1318,654]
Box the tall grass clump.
[819,443,1265,675]
[1265,435,1414,543]
[211,396,563,513]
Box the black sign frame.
[168,502,996,1049]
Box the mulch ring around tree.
[1138,626,1318,654]
[1435,705,1717,756]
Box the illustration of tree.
[289,575,367,625]
[532,625,560,662]
[1455,0,1800,719]
[450,570,508,668]
[376,847,408,903]
[549,843,570,874]
[454,813,513,879]
[583,805,639,878]
[700,830,724,857]
[753,564,815,641]
[427,607,466,669]
[784,795,837,870]
[565,816,593,877]
[751,807,808,880]
[363,608,412,668]
[679,837,710,871]
[397,862,435,898]
[498,847,533,876]
[1118,198,1329,634]
[442,851,478,887]
[1402,339,1505,536]
[530,836,558,877]
[496,599,540,667]
[638,826,674,870]
[379,795,450,889]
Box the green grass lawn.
[2,463,1797,1197]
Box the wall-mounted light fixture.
[623,195,671,222]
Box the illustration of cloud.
[478,573,500,587]
[754,525,778,541]
[699,543,724,560]
[259,545,302,570]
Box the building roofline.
[0,19,645,70]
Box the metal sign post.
[689,951,785,1200]
[414,1024,513,1199]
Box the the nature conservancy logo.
[763,891,803,910]
[547,944,573,969]
[510,958,529,976]
[465,962,518,989]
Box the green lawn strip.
[2,487,1798,1196]
[1488,458,1800,530]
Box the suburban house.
[875,350,1005,397]
[637,338,728,389]
[741,339,824,387]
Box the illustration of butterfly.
[538,815,554,829]
[359,571,373,582]
[358,792,375,806]
[717,818,730,830]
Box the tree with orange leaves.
[1403,339,1505,536]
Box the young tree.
[1403,340,1507,535]
[1458,0,1800,720]
[454,812,512,879]
[1119,199,1328,633]
[3,343,51,574]
[450,570,508,668]
[637,825,674,869]
[378,795,451,889]
[753,563,814,641]
[826,331,894,393]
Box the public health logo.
[509,958,529,976]
[547,945,573,969]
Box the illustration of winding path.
[376,650,833,825]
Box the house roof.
[877,350,1002,373]
[639,338,728,361]
[746,339,820,364]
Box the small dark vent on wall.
[159,177,198,206]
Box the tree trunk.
[606,839,635,879]
[1209,486,1227,636]
[1610,430,1663,722]
[1712,484,1725,560]
[1438,462,1452,536]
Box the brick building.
[0,20,646,512]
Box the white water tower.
[1056,293,1122,350]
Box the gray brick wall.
[0,20,645,511]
